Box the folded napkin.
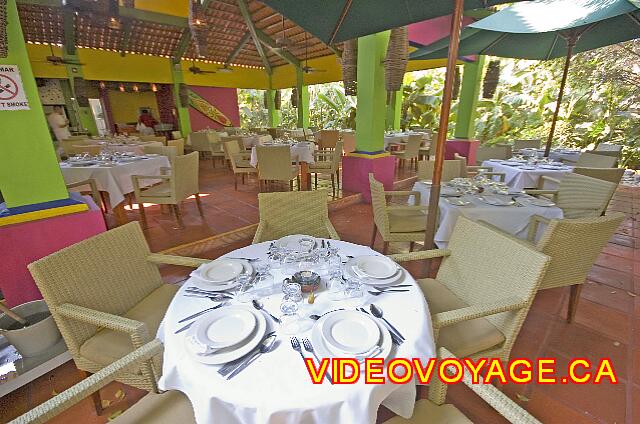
[187,335,219,355]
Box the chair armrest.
[131,174,172,182]
[385,190,422,205]
[524,189,558,202]
[160,167,172,175]
[538,175,561,189]
[387,205,428,212]
[146,253,210,267]
[66,178,101,206]
[388,249,451,263]
[432,296,528,329]
[10,340,164,424]
[527,215,552,242]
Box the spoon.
[252,299,281,324]
[226,333,278,379]
[309,308,345,320]
[370,304,405,341]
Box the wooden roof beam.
[237,0,272,74]
[254,29,300,67]
[225,31,251,65]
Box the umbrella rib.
[479,33,508,55]
[328,0,353,45]
[545,34,560,60]
[626,12,640,28]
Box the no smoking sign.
[0,65,30,110]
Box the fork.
[302,338,332,384]
[290,337,307,363]
[368,289,410,296]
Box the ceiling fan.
[274,16,295,51]
[188,61,216,75]
[301,34,326,74]
[44,45,84,66]
[216,64,233,74]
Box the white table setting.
[410,177,563,247]
[519,147,582,163]
[157,235,435,424]
[60,153,170,208]
[481,157,573,190]
[250,140,316,168]
[240,134,273,149]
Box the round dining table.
[157,239,436,424]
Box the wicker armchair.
[475,143,512,164]
[454,153,506,181]
[526,173,617,219]
[573,167,624,184]
[309,141,343,197]
[525,213,625,322]
[65,178,108,226]
[255,145,300,192]
[10,340,196,424]
[572,152,617,168]
[417,159,462,182]
[27,223,209,407]
[513,139,541,151]
[390,134,422,170]
[369,174,427,254]
[190,132,225,167]
[253,190,339,243]
[389,216,550,362]
[317,129,340,150]
[143,145,178,164]
[132,152,204,228]
[223,140,257,190]
[61,138,89,156]
[168,138,185,156]
[139,135,167,144]
[383,348,541,424]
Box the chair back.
[171,130,183,139]
[475,144,511,164]
[168,138,185,156]
[144,145,177,163]
[403,134,422,158]
[190,132,211,152]
[437,217,550,362]
[595,143,622,152]
[318,130,340,149]
[256,145,294,181]
[74,144,101,156]
[223,141,244,172]
[556,173,617,218]
[341,132,356,153]
[331,141,344,170]
[513,139,541,151]
[253,190,339,242]
[417,160,461,182]
[61,138,88,155]
[575,152,617,168]
[369,174,391,236]
[573,167,624,185]
[454,154,470,178]
[27,222,163,355]
[171,152,200,199]
[139,135,166,145]
[535,213,624,290]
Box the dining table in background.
[519,148,582,163]
[240,134,273,149]
[250,142,317,190]
[81,140,162,155]
[61,155,170,224]
[481,160,573,190]
[157,239,435,424]
[410,181,563,247]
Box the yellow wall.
[108,90,158,124]
[181,62,270,89]
[26,44,68,78]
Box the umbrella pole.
[423,0,465,254]
[544,37,576,157]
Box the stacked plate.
[345,255,404,286]
[274,234,318,251]
[311,310,391,363]
[477,194,515,206]
[191,258,253,291]
[185,306,267,365]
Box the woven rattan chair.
[526,173,617,219]
[255,145,300,192]
[572,167,624,184]
[139,135,167,145]
[390,134,422,170]
[171,130,183,139]
[475,143,512,165]
[27,223,209,413]
[253,190,339,243]
[595,143,622,152]
[74,144,101,156]
[513,139,541,151]
[10,340,197,424]
[388,216,550,362]
[132,151,204,228]
[61,138,89,156]
[66,178,108,225]
[524,213,625,322]
[223,140,257,190]
[417,160,462,182]
[573,152,617,168]
[168,138,185,156]
[454,153,506,181]
[309,141,343,197]
[143,145,177,164]
[369,174,427,254]
[190,132,225,167]
[317,129,340,150]
[383,347,541,424]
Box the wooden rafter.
[254,29,299,67]
[225,31,251,65]
[237,0,271,73]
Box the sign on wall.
[0,65,30,110]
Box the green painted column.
[63,59,99,136]
[0,0,68,207]
[454,56,486,139]
[385,89,402,131]
[355,31,390,152]
[295,68,309,129]
[266,89,280,127]
[171,61,192,136]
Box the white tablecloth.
[384,134,408,149]
[482,160,573,190]
[60,156,170,207]
[519,148,581,163]
[411,181,563,247]
[241,135,273,149]
[250,142,316,168]
[157,239,436,424]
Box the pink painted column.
[445,139,480,164]
[342,155,396,203]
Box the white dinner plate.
[501,161,524,166]
[198,259,244,283]
[538,164,566,170]
[477,195,515,206]
[320,310,380,354]
[190,260,253,289]
[518,197,556,207]
[194,306,256,349]
[145,153,160,157]
[185,307,266,365]
[311,311,392,363]
[447,197,471,206]
[275,234,318,251]
[344,258,404,286]
[352,256,399,279]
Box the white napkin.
[187,335,219,356]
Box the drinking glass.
[343,276,364,307]
[279,295,301,335]
[326,275,345,301]
[235,274,256,303]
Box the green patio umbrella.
[260,0,526,45]
[411,0,640,156]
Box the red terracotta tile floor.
[1,164,638,423]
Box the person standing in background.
[137,109,158,135]
[47,105,71,141]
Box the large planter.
[0,300,62,357]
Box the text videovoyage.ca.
[304,356,618,385]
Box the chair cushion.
[418,278,505,357]
[382,399,471,424]
[114,390,196,424]
[80,284,179,366]
[140,182,172,198]
[235,159,253,168]
[388,209,427,233]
